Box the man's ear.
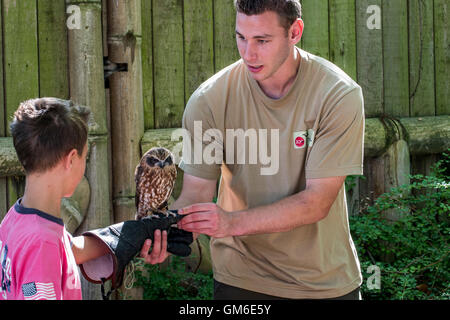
[290,18,304,44]
[63,148,78,170]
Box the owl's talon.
[151,210,168,219]
[168,211,177,218]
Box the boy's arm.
[71,235,110,265]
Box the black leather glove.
[79,210,193,299]
[167,226,194,256]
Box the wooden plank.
[152,0,184,128]
[356,0,383,117]
[184,0,214,101]
[37,0,69,98]
[141,0,154,129]
[383,0,409,117]
[300,0,329,59]
[408,0,436,182]
[329,0,357,80]
[409,0,435,116]
[434,0,450,115]
[3,0,39,134]
[213,0,240,72]
[3,0,39,207]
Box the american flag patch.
[22,282,56,300]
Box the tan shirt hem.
[214,271,363,299]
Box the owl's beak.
[157,161,164,168]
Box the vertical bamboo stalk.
[67,0,112,300]
[106,0,144,300]
[107,0,144,223]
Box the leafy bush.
[133,256,214,300]
[350,152,450,300]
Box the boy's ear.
[63,148,78,170]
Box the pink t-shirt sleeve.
[16,241,63,300]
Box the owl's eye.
[146,156,159,166]
[164,156,173,166]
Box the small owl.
[135,147,177,220]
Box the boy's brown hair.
[234,0,302,34]
[10,98,91,174]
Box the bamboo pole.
[106,0,144,300]
[106,0,144,223]
[61,177,91,234]
[67,0,111,300]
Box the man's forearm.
[177,176,345,238]
[229,191,325,236]
[221,176,345,237]
[228,177,345,237]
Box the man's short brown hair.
[234,0,302,32]
[10,98,91,174]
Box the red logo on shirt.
[294,136,305,148]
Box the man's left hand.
[177,203,232,238]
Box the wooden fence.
[0,0,448,299]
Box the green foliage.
[350,152,450,300]
[133,256,214,300]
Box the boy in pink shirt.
[0,98,190,300]
[0,98,110,300]
[1,200,82,299]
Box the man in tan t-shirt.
[141,0,364,300]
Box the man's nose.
[243,42,257,61]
